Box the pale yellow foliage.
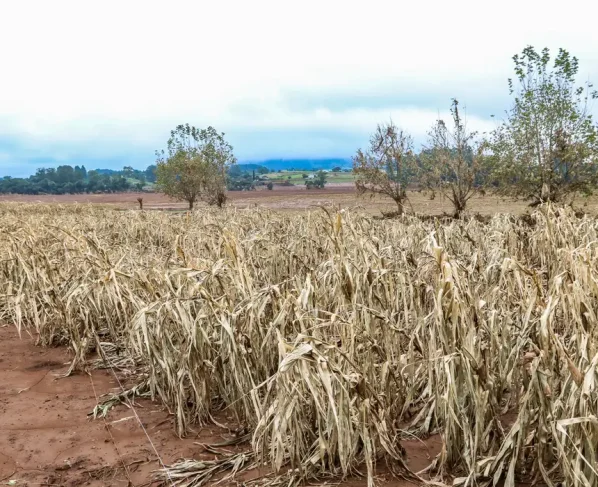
[0,203,596,486]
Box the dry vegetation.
[1,203,597,487]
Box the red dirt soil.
[0,325,211,487]
[0,185,355,206]
[0,324,442,487]
[5,187,592,215]
[0,188,537,215]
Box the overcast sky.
[1,0,597,176]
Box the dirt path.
[0,324,440,486]
[0,325,228,486]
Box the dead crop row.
[0,203,596,486]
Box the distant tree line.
[0,159,277,196]
[0,164,157,195]
[0,158,277,197]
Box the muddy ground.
[2,186,589,215]
[0,325,441,487]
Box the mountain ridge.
[242,158,351,171]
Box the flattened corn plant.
[0,202,597,486]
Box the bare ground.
[0,325,441,487]
[2,186,597,215]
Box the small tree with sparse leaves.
[353,122,418,214]
[155,124,236,210]
[421,99,489,218]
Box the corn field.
[1,203,597,487]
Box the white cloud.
[0,0,597,165]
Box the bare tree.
[422,99,488,218]
[353,122,418,215]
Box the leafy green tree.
[122,166,135,179]
[353,122,418,214]
[73,180,86,193]
[56,165,75,184]
[305,170,327,189]
[145,165,157,183]
[44,180,57,193]
[87,170,102,192]
[100,174,112,191]
[315,170,327,188]
[422,99,489,218]
[227,172,255,191]
[110,175,130,192]
[228,165,243,178]
[32,168,47,182]
[72,165,87,182]
[134,175,146,191]
[155,124,236,209]
[491,46,598,205]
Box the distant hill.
[234,163,269,172]
[245,158,351,171]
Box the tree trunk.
[453,199,466,219]
[215,191,226,208]
[394,198,404,216]
[530,184,559,207]
[188,199,194,210]
[541,182,551,202]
